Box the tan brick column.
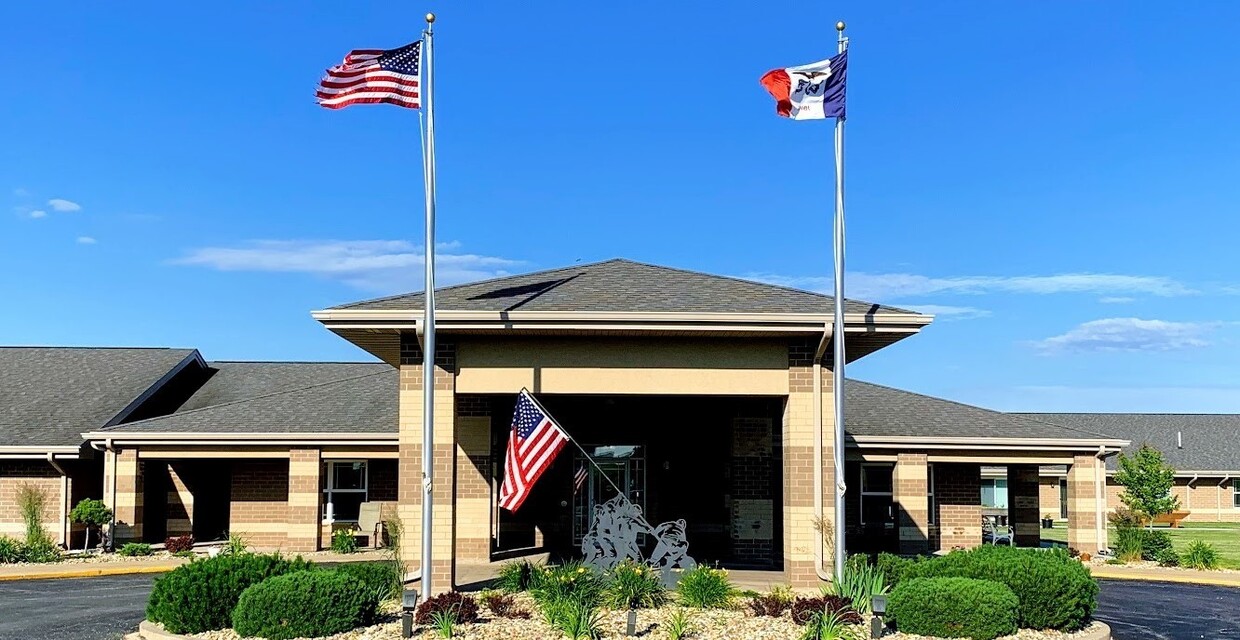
[455,414,492,562]
[894,453,930,554]
[166,463,194,537]
[103,449,142,545]
[936,463,982,551]
[1008,464,1042,547]
[399,334,457,593]
[1067,454,1104,554]
[783,341,833,587]
[287,449,322,552]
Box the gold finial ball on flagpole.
[836,21,846,32]
[426,12,436,24]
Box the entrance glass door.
[573,445,645,547]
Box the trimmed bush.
[676,566,734,609]
[1182,540,1220,570]
[790,595,861,626]
[164,535,194,553]
[145,552,312,633]
[888,577,1018,640]
[232,570,375,640]
[414,591,480,625]
[602,559,667,609]
[1140,530,1173,562]
[875,552,917,588]
[118,543,153,557]
[336,560,402,609]
[900,546,1096,631]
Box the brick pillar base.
[1067,454,1103,554]
[936,464,981,551]
[1009,465,1041,547]
[894,453,930,554]
[287,449,321,552]
[104,449,142,545]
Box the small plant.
[429,608,458,638]
[664,608,692,640]
[330,528,359,554]
[118,542,153,557]
[603,559,668,609]
[790,596,861,625]
[801,609,863,640]
[1140,530,1173,561]
[223,533,248,555]
[1182,540,1220,570]
[676,566,734,609]
[1154,546,1180,567]
[0,537,22,564]
[823,558,888,616]
[482,591,529,618]
[530,562,605,608]
[748,592,791,617]
[415,592,480,625]
[69,499,112,552]
[554,602,604,640]
[17,485,55,555]
[164,535,194,553]
[496,559,539,592]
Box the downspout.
[1094,446,1106,554]
[1219,476,1231,519]
[46,453,69,548]
[813,322,833,581]
[1186,474,1198,513]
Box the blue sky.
[4,2,1240,412]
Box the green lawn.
[1041,522,1240,569]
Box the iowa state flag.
[760,50,847,120]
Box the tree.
[70,499,113,552]
[1113,443,1179,527]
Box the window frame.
[859,463,895,526]
[322,460,369,524]
[1233,478,1239,509]
[927,464,936,525]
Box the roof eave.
[849,435,1130,453]
[81,431,397,447]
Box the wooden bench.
[1148,511,1191,528]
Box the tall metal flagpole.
[831,20,849,579]
[420,12,438,601]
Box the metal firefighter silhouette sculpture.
[581,494,697,587]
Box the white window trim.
[1233,478,1239,509]
[322,460,368,524]
[860,463,894,526]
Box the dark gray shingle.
[330,258,917,316]
[1013,413,1240,472]
[0,347,197,447]
[180,361,392,412]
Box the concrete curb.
[1082,621,1112,640]
[0,563,182,582]
[138,620,190,640]
[1090,567,1240,588]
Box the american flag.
[573,465,588,495]
[498,391,570,512]
[317,41,421,110]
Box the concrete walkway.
[0,549,390,582]
[1090,563,1240,587]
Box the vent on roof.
[1177,431,1183,449]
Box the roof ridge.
[327,258,624,310]
[0,346,194,351]
[206,360,388,365]
[850,379,1123,440]
[100,369,396,430]
[1015,412,1240,418]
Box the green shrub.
[1112,526,1144,563]
[800,609,864,640]
[20,539,61,563]
[69,499,112,551]
[331,528,359,554]
[495,559,539,592]
[603,559,667,609]
[415,591,480,625]
[1154,546,1180,567]
[0,536,21,564]
[336,561,403,608]
[875,552,917,588]
[888,577,1018,640]
[530,561,605,608]
[1182,540,1220,570]
[552,602,603,640]
[118,543,153,557]
[164,535,194,553]
[899,546,1096,631]
[232,570,374,640]
[676,566,734,609]
[790,596,861,625]
[1140,530,1173,561]
[145,552,313,633]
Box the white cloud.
[1033,318,1217,354]
[47,198,82,212]
[172,240,523,291]
[895,304,991,320]
[28,210,46,219]
[747,272,1195,300]
[76,236,97,245]
[13,187,30,198]
[1098,296,1135,304]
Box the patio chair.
[990,524,1014,546]
[358,502,386,549]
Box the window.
[981,478,1009,509]
[1234,479,1239,509]
[860,464,894,527]
[1059,478,1069,519]
[927,464,936,525]
[323,461,368,523]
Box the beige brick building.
[5,260,1148,591]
